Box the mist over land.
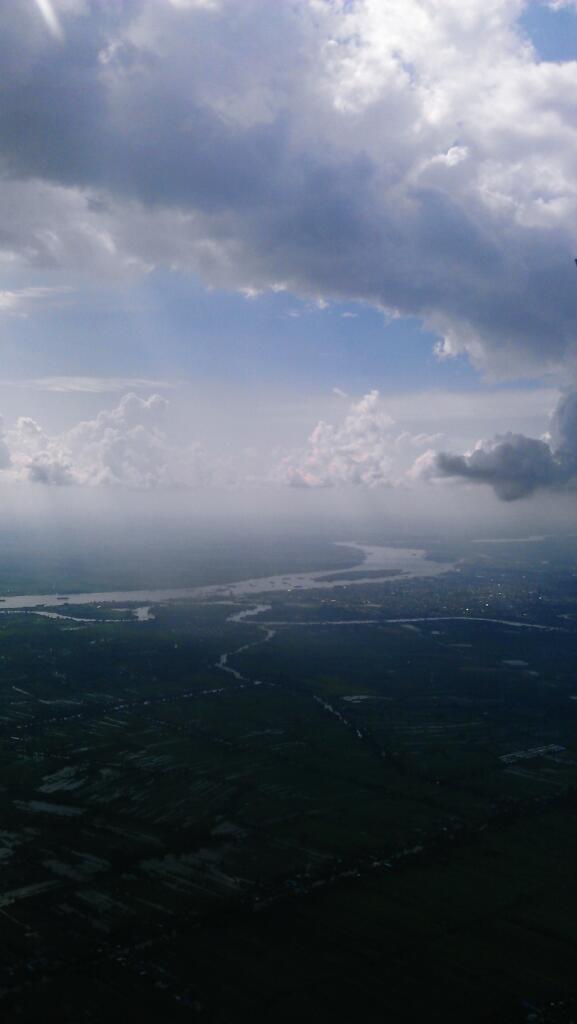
[0,480,575,595]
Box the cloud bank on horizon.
[2,0,577,379]
[0,387,434,493]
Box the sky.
[1,0,577,522]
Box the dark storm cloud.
[2,0,577,376]
[431,390,577,500]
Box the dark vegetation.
[0,538,576,1021]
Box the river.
[0,543,454,612]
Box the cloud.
[0,419,12,472]
[0,286,71,315]
[33,0,64,42]
[420,389,577,500]
[2,393,212,489]
[431,434,560,501]
[2,1,577,376]
[169,0,221,8]
[276,390,432,487]
[2,376,172,394]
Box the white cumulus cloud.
[2,393,213,489]
[276,390,434,488]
